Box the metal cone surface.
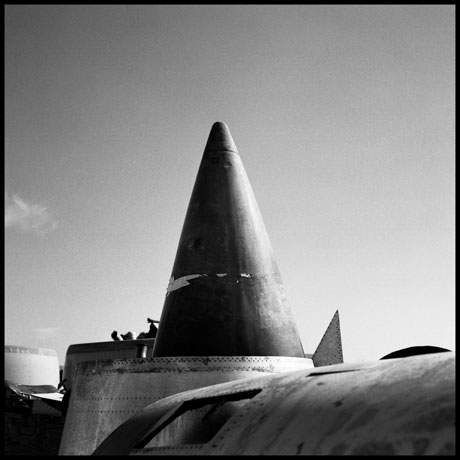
[153,122,304,357]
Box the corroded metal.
[93,352,455,456]
[58,356,312,455]
[153,122,304,358]
[62,339,156,390]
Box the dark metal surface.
[5,413,65,456]
[153,122,304,358]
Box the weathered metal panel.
[93,352,455,456]
[213,353,456,455]
[59,355,312,455]
[62,339,156,390]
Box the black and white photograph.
[5,5,455,455]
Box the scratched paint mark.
[216,273,227,277]
[166,274,207,296]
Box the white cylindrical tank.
[4,345,60,387]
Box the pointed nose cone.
[152,122,304,358]
[203,121,238,154]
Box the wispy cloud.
[5,193,58,234]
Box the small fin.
[312,310,343,367]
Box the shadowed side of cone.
[153,122,304,358]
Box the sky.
[5,5,455,366]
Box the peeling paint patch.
[166,274,206,295]
[241,273,251,278]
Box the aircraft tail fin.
[312,310,343,366]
